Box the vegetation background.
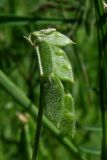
[0,0,107,160]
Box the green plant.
[25,28,75,160]
[0,1,105,160]
[0,69,83,160]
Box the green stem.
[32,45,45,160]
[24,124,32,160]
[32,80,44,160]
[19,124,32,160]
[79,146,101,155]
[0,15,77,25]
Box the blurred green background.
[0,0,103,160]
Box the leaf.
[51,45,74,83]
[44,75,64,126]
[37,41,53,78]
[31,29,74,47]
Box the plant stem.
[0,15,78,25]
[19,124,32,160]
[32,80,44,160]
[31,45,45,160]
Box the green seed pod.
[59,112,75,137]
[51,45,74,83]
[63,93,74,113]
[44,75,64,126]
[59,93,75,137]
[37,41,53,79]
[26,28,75,137]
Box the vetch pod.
[44,75,64,126]
[50,45,74,83]
[37,41,53,79]
[59,93,75,137]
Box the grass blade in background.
[94,0,107,159]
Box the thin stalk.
[79,146,101,156]
[0,15,78,25]
[31,45,44,160]
[24,124,32,160]
[19,124,32,160]
[31,80,44,160]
